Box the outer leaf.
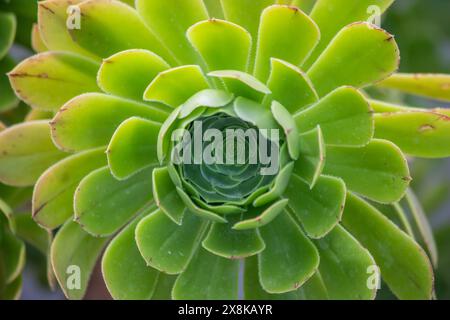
[51,221,109,300]
[315,225,376,300]
[51,93,168,152]
[342,194,434,300]
[0,121,66,187]
[0,12,16,59]
[254,5,320,82]
[271,101,299,159]
[0,228,25,284]
[98,49,170,101]
[286,175,346,239]
[135,209,206,275]
[33,148,107,229]
[107,117,160,179]
[323,139,410,203]
[9,51,100,111]
[102,214,159,300]
[0,56,19,112]
[307,23,399,97]
[75,166,154,237]
[294,86,373,146]
[259,212,319,293]
[374,111,450,158]
[172,247,240,300]
[31,23,47,53]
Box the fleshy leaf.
[374,111,450,158]
[294,86,373,146]
[254,5,320,82]
[233,199,289,230]
[1,228,25,284]
[294,126,325,187]
[307,23,399,97]
[187,19,251,72]
[107,117,160,179]
[74,166,155,237]
[259,212,319,293]
[203,215,265,259]
[51,93,168,152]
[324,139,410,203]
[0,121,66,187]
[102,214,159,300]
[33,148,107,229]
[315,225,377,300]
[377,73,450,102]
[203,0,224,19]
[176,187,227,223]
[172,247,240,300]
[31,23,47,53]
[144,65,210,108]
[51,221,109,300]
[342,194,434,300]
[0,55,19,113]
[0,12,16,59]
[9,51,100,111]
[14,212,52,255]
[271,101,299,159]
[98,49,170,101]
[233,97,279,133]
[253,163,294,207]
[179,89,234,119]
[286,175,346,239]
[267,58,318,114]
[135,209,206,274]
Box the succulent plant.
[1,0,450,300]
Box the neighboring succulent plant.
[1,0,450,300]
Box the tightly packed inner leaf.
[0,0,448,300]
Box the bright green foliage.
[1,0,449,301]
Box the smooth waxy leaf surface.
[0,56,19,112]
[136,209,206,275]
[98,49,170,101]
[307,23,399,97]
[0,12,16,59]
[0,121,66,187]
[294,87,373,146]
[9,51,100,111]
[107,117,160,179]
[0,226,25,284]
[75,167,154,237]
[51,221,109,300]
[102,214,159,300]
[253,163,294,207]
[233,199,288,230]
[324,139,410,203]
[51,93,168,152]
[33,148,107,229]
[172,247,240,300]
[179,89,234,119]
[254,5,320,82]
[342,194,434,300]
[259,212,319,293]
[286,175,346,239]
[31,23,47,53]
[271,101,299,159]
[176,187,227,223]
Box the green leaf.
[31,23,47,53]
[253,163,294,207]
[233,199,289,230]
[294,86,373,146]
[172,247,240,300]
[203,215,265,259]
[233,97,279,133]
[271,101,299,159]
[377,73,450,102]
[33,148,107,229]
[98,49,170,101]
[259,212,319,293]
[135,209,207,274]
[14,213,52,255]
[2,275,22,300]
[144,65,210,108]
[74,166,154,237]
[51,221,109,300]
[69,0,176,64]
[324,139,410,203]
[107,117,160,179]
[9,51,100,111]
[294,126,325,187]
[374,111,450,158]
[203,0,224,19]
[315,225,376,300]
[254,4,320,83]
[307,23,399,97]
[102,214,159,300]
[0,121,66,187]
[304,0,395,68]
[152,274,177,300]
[179,89,234,119]
[0,228,25,284]
[286,175,346,239]
[0,12,16,59]
[0,56,19,113]
[187,19,251,72]
[267,58,318,114]
[51,93,168,152]
[342,194,434,300]
[136,0,208,65]
[152,167,186,225]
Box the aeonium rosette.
[1,0,450,300]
